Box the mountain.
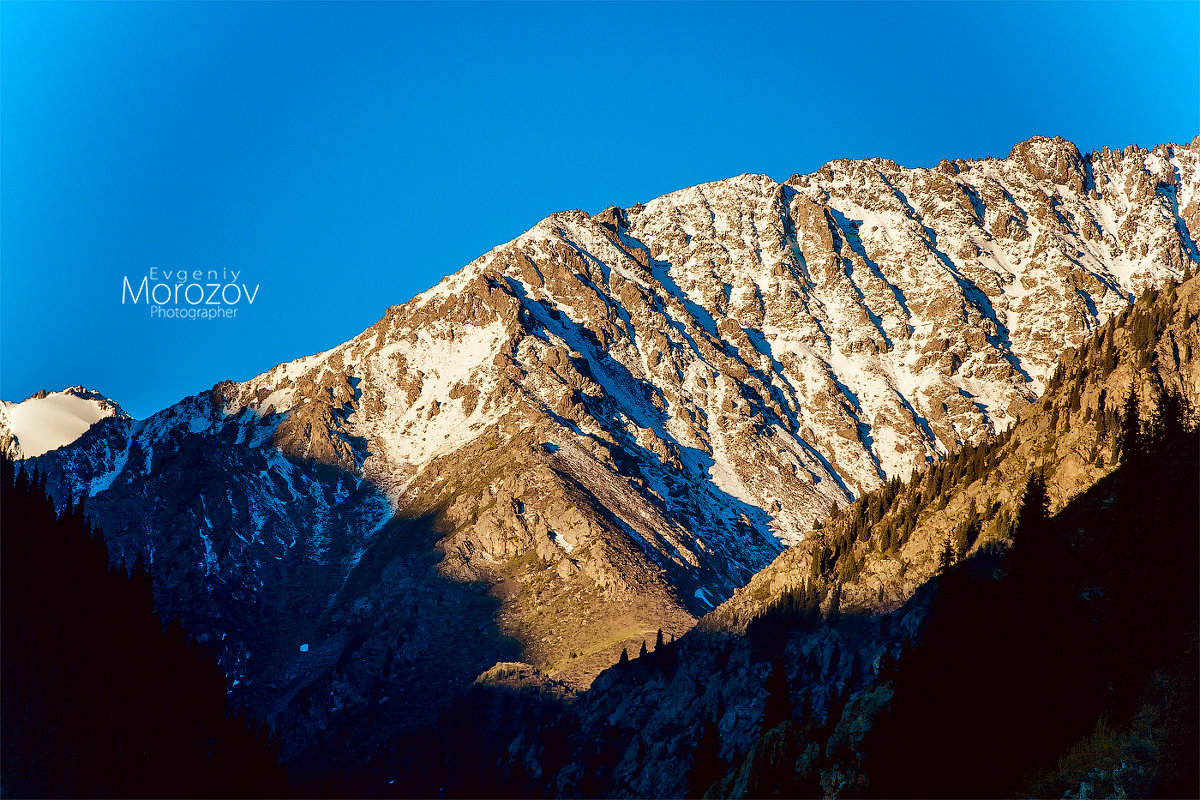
[702,276,1200,798]
[705,274,1200,631]
[377,273,1199,800]
[19,136,1199,771]
[0,387,126,459]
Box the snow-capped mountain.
[0,387,127,460]
[19,136,1199,765]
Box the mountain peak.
[1,387,126,459]
[1007,135,1087,189]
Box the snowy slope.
[0,387,125,459]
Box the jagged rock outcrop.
[19,136,1199,768]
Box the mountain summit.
[20,136,1199,765]
[0,387,126,460]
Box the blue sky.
[3,1,1197,418]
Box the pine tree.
[1067,379,1082,412]
[1007,470,1062,598]
[809,547,823,582]
[618,647,629,667]
[1102,335,1117,377]
[828,581,843,619]
[686,718,724,798]
[1157,390,1190,446]
[1015,472,1050,537]
[938,536,955,574]
[639,640,648,659]
[1096,388,1109,437]
[1119,387,1142,464]
[655,628,665,650]
[761,657,794,734]
[951,520,971,560]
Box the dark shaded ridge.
[853,387,1198,798]
[24,394,526,791]
[0,456,289,798]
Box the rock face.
[438,273,1200,800]
[707,273,1200,638]
[21,136,1199,767]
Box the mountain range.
[9,134,1198,771]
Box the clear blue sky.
[3,1,1196,418]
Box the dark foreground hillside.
[741,390,1198,798]
[0,458,288,798]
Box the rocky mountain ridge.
[19,136,1199,766]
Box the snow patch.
[2,389,119,458]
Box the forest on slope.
[713,386,1197,798]
[1,458,289,798]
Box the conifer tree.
[952,520,972,560]
[655,628,664,650]
[686,718,724,798]
[1102,336,1117,377]
[618,647,629,667]
[1119,387,1142,464]
[938,536,955,574]
[1007,470,1066,602]
[639,640,648,659]
[760,657,793,734]
[1067,379,1082,412]
[1013,472,1050,551]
